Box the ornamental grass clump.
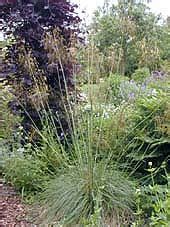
[32,88,136,225]
[40,162,135,226]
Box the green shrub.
[161,60,170,74]
[0,85,20,141]
[104,74,152,105]
[0,85,21,171]
[134,183,169,226]
[133,172,170,226]
[131,67,150,83]
[147,72,170,94]
[107,74,129,105]
[127,92,170,184]
[4,156,50,194]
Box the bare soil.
[0,178,35,227]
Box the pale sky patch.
[0,33,3,41]
[0,0,169,40]
[73,0,170,23]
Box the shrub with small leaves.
[131,67,150,83]
[4,155,50,194]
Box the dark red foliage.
[0,0,81,142]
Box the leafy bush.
[119,80,156,103]
[0,84,21,171]
[133,170,170,226]
[106,74,129,105]
[4,156,50,194]
[131,67,150,83]
[161,60,170,73]
[90,1,163,75]
[147,71,170,93]
[103,74,155,105]
[127,92,170,184]
[134,183,169,226]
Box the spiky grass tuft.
[39,162,135,226]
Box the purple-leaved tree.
[0,0,81,143]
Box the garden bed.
[0,178,34,226]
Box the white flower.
[96,112,100,117]
[151,89,157,96]
[103,112,110,119]
[17,147,25,153]
[19,126,23,130]
[148,161,152,167]
[84,104,91,111]
[136,189,141,194]
[79,92,87,102]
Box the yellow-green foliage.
[0,85,20,140]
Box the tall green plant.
[16,62,136,225]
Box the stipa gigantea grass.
[3,37,168,226]
[39,163,134,226]
[26,42,136,226]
